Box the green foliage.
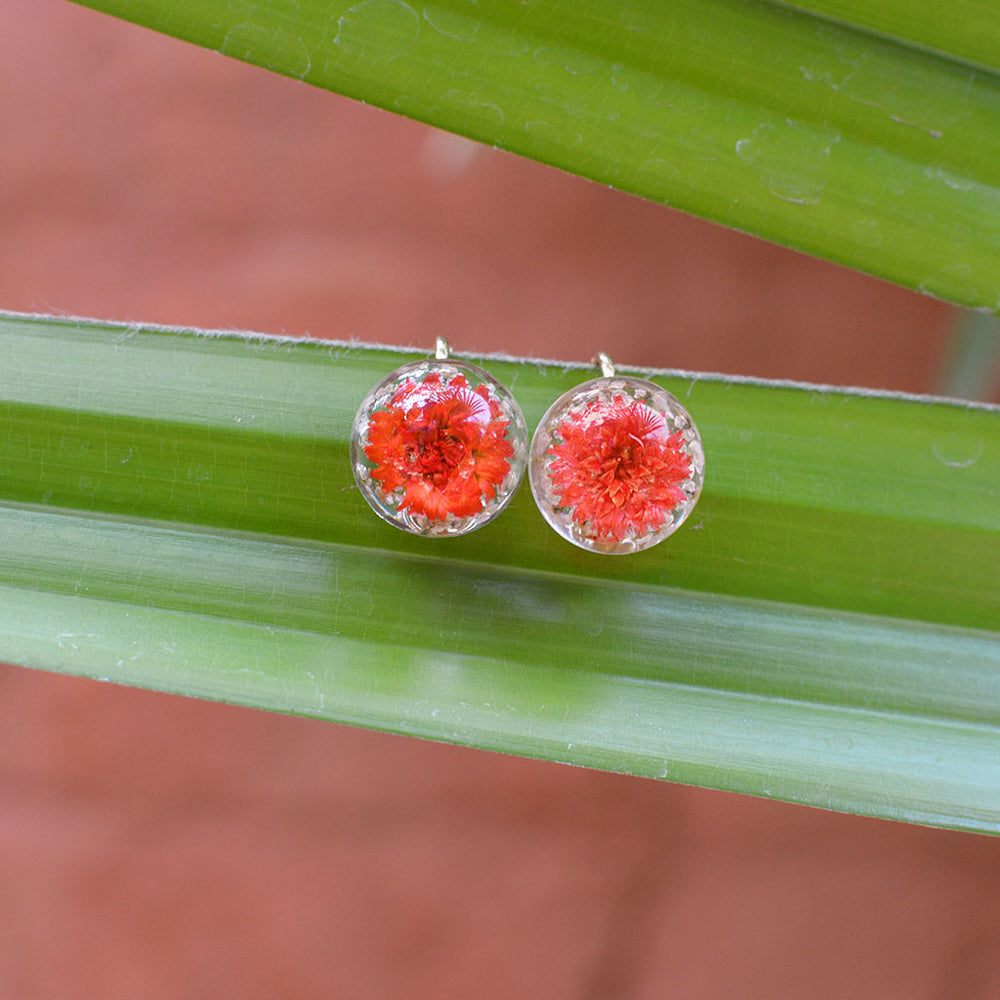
[2,314,998,831]
[72,0,1000,309]
[13,0,1000,829]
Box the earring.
[529,354,705,555]
[351,338,528,537]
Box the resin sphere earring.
[351,338,528,537]
[529,354,705,555]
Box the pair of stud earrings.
[350,339,705,555]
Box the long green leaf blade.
[2,313,998,832]
[69,0,1000,311]
[779,0,1000,75]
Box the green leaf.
[779,0,1000,75]
[2,312,999,832]
[69,0,1000,310]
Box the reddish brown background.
[2,3,999,998]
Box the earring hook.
[595,352,616,378]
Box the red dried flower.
[547,395,691,542]
[365,373,513,521]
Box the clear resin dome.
[529,376,705,554]
[351,359,528,537]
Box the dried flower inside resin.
[547,396,691,542]
[365,372,513,520]
[352,361,527,537]
[530,377,704,554]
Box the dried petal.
[364,374,514,521]
[548,396,691,542]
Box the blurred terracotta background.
[2,2,999,998]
